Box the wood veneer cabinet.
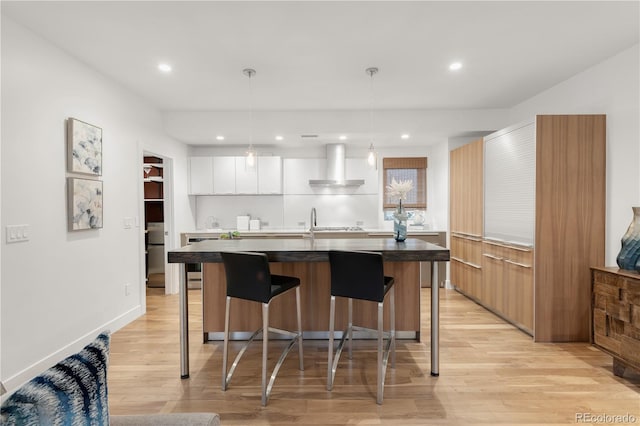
[450,115,606,342]
[533,115,606,342]
[449,139,483,300]
[482,240,534,333]
[591,267,640,376]
[202,261,421,338]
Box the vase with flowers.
[386,178,413,242]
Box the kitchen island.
[181,229,448,288]
[168,237,450,378]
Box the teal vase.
[616,207,640,272]
[393,201,408,242]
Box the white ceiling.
[2,1,639,146]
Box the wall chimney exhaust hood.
[309,144,365,187]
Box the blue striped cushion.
[1,332,110,426]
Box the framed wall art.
[67,118,102,175]
[68,177,103,231]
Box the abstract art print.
[67,118,102,175]
[68,178,103,231]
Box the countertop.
[168,237,450,263]
[183,228,445,237]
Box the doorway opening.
[143,155,165,291]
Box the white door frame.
[140,147,178,300]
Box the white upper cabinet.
[188,157,214,195]
[283,159,325,195]
[212,157,236,194]
[235,157,258,194]
[189,156,282,195]
[257,156,282,194]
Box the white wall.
[509,44,640,265]
[0,18,193,392]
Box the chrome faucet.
[309,207,317,239]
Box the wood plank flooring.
[108,288,639,425]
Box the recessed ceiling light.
[275,135,284,141]
[401,134,410,140]
[158,63,172,73]
[339,135,347,141]
[216,135,224,141]
[449,62,462,71]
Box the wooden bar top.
[168,237,450,263]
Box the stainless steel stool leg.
[327,295,336,391]
[296,286,304,371]
[262,303,269,406]
[391,286,396,368]
[222,296,231,390]
[377,301,384,405]
[347,298,353,360]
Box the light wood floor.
[108,287,640,425]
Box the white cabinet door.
[212,157,236,194]
[235,157,258,194]
[283,159,325,195]
[188,157,214,194]
[258,156,282,194]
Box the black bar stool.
[220,251,304,406]
[326,250,396,404]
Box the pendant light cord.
[243,68,256,150]
[366,67,378,150]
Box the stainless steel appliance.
[146,222,165,287]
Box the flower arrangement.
[386,178,414,202]
[386,178,413,242]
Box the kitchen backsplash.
[195,194,379,230]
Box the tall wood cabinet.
[450,115,606,342]
[449,139,483,300]
[534,115,606,341]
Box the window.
[383,157,427,209]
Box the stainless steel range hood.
[309,143,365,187]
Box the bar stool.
[220,251,304,406]
[326,250,396,404]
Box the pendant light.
[243,68,257,169]
[366,67,378,169]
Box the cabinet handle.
[482,253,503,261]
[504,259,532,268]
[484,240,533,252]
[452,256,482,269]
[452,233,482,242]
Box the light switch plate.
[6,224,30,243]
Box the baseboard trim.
[1,305,143,399]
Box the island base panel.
[203,262,420,337]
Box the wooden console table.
[591,266,640,376]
